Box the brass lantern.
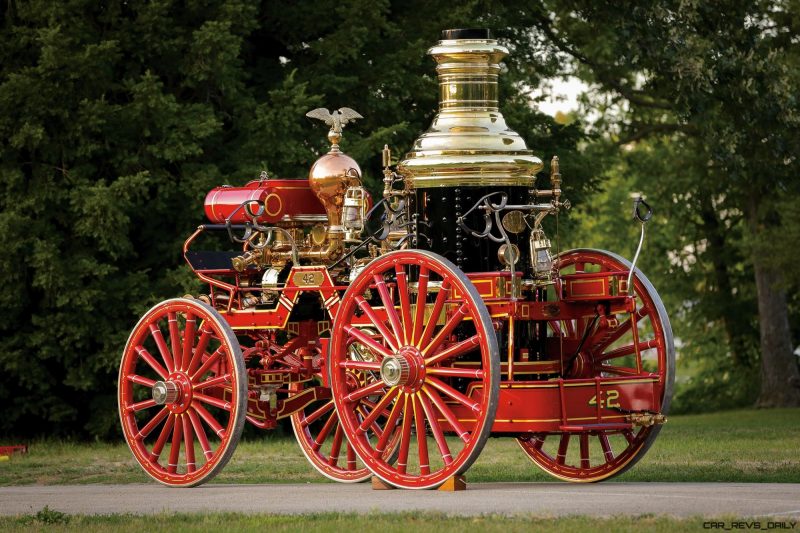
[530,228,553,280]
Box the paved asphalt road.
[1,482,799,517]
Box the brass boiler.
[398,29,543,272]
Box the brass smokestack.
[398,29,543,188]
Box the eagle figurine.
[306,107,363,152]
[306,107,363,134]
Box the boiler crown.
[398,30,543,188]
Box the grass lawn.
[1,408,798,486]
[0,510,755,533]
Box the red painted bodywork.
[204,179,325,224]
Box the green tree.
[529,0,800,407]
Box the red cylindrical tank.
[204,179,326,224]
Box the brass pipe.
[232,233,343,271]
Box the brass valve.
[232,249,265,272]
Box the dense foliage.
[529,0,800,410]
[0,1,591,438]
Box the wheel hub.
[152,372,193,413]
[380,356,410,386]
[380,347,424,390]
[152,380,180,405]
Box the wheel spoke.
[419,390,452,465]
[355,296,399,352]
[421,302,469,357]
[591,317,633,352]
[599,433,614,462]
[135,346,168,380]
[374,275,405,347]
[167,415,183,474]
[413,394,430,475]
[182,414,196,473]
[313,412,337,452]
[361,397,394,419]
[358,387,399,432]
[356,404,385,439]
[426,367,483,379]
[425,375,480,413]
[128,399,157,413]
[599,365,641,376]
[339,360,382,372]
[580,433,590,469]
[374,392,404,458]
[136,407,169,440]
[598,339,658,362]
[344,380,385,403]
[395,394,413,474]
[187,325,213,376]
[127,374,157,388]
[149,413,175,462]
[531,435,545,451]
[188,408,213,460]
[417,282,451,349]
[191,347,224,381]
[395,266,413,345]
[346,442,357,470]
[328,422,344,466]
[423,386,469,442]
[149,324,174,374]
[411,267,429,345]
[193,373,231,390]
[194,402,226,438]
[303,400,334,427]
[623,429,636,445]
[424,334,480,366]
[195,392,232,411]
[556,434,570,465]
[180,312,197,372]
[167,312,182,372]
[344,325,393,359]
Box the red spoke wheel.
[118,298,246,487]
[329,250,500,489]
[517,248,675,482]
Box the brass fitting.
[626,412,667,427]
[232,249,267,272]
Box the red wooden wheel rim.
[329,250,500,489]
[517,248,675,482]
[118,298,246,487]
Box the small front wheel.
[118,298,247,487]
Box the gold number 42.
[588,389,620,409]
